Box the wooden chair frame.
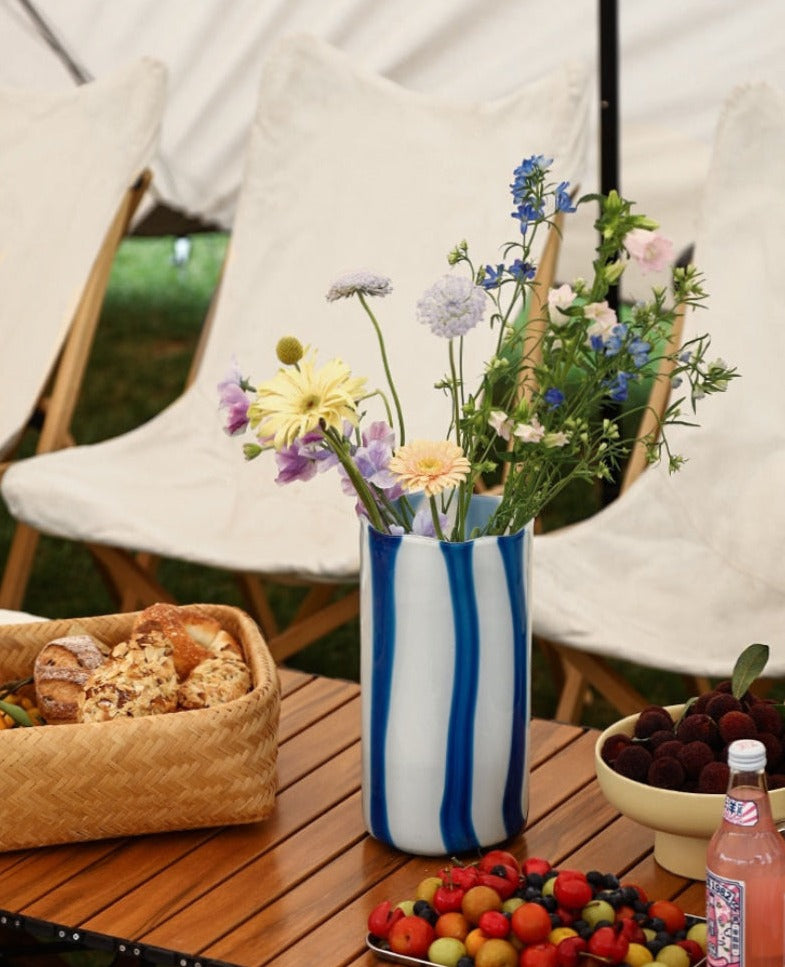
[0,170,152,611]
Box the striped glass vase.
[359,496,532,855]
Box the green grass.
[0,234,698,730]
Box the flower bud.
[276,336,304,365]
[603,259,626,284]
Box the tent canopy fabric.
[2,0,784,295]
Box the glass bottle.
[706,738,785,966]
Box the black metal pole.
[599,0,619,307]
[598,0,621,506]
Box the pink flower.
[625,229,674,274]
[547,283,575,326]
[489,409,514,441]
[513,416,545,444]
[584,301,618,348]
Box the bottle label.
[706,869,744,966]
[723,794,759,826]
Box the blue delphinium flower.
[555,181,576,213]
[481,264,505,290]
[543,387,565,409]
[606,371,632,402]
[508,259,536,281]
[629,336,651,369]
[604,323,628,357]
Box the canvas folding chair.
[1,34,590,663]
[0,57,166,610]
[530,82,785,722]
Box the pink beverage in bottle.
[706,738,785,966]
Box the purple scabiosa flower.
[218,361,251,436]
[543,387,565,409]
[417,275,486,338]
[326,270,392,302]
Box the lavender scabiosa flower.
[218,360,252,436]
[417,275,486,338]
[326,270,392,302]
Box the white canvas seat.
[532,82,785,721]
[0,57,166,608]
[2,34,590,660]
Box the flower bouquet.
[219,155,736,855]
[220,155,734,541]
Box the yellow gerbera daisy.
[388,439,471,497]
[249,357,366,449]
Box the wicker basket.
[0,604,279,851]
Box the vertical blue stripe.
[499,530,528,836]
[439,541,480,852]
[367,529,401,845]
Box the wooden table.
[0,668,705,966]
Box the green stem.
[323,427,388,533]
[358,293,406,444]
[429,496,447,541]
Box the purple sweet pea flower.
[339,421,403,500]
[274,430,333,484]
[218,360,251,436]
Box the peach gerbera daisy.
[249,356,366,449]
[387,439,471,497]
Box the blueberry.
[603,873,620,889]
[524,886,541,901]
[620,886,639,904]
[586,870,605,887]
[412,900,438,926]
[457,958,474,967]
[541,895,557,913]
[491,864,509,877]
[526,872,544,889]
[649,917,666,932]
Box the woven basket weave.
[0,604,279,851]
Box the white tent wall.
[2,0,784,295]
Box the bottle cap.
[727,738,767,772]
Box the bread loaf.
[80,637,178,723]
[132,603,211,680]
[178,655,252,710]
[34,635,107,725]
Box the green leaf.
[673,695,698,730]
[0,698,32,727]
[732,643,770,699]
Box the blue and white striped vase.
[359,496,532,856]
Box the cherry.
[367,899,404,939]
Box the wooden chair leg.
[0,522,41,611]
[266,589,360,664]
[551,644,650,720]
[87,543,175,610]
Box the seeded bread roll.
[80,637,178,723]
[177,654,252,710]
[34,635,107,725]
[132,603,211,680]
